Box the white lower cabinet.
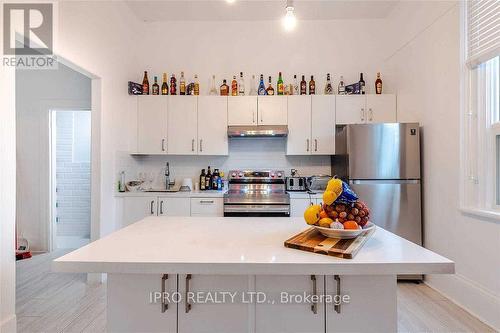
[158,197,191,216]
[107,274,177,333]
[190,198,223,217]
[178,274,250,333]
[256,275,325,333]
[290,197,322,218]
[122,196,157,226]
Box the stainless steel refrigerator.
[332,123,422,280]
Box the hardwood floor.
[16,251,495,333]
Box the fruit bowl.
[313,222,375,239]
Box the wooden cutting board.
[284,227,375,259]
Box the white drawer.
[190,198,224,217]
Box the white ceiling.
[125,0,399,22]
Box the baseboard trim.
[425,274,500,331]
[0,314,17,333]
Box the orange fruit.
[319,210,329,219]
[343,220,359,230]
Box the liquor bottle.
[152,76,159,95]
[375,72,383,94]
[220,79,229,96]
[200,169,206,191]
[231,75,238,96]
[338,75,345,95]
[266,76,275,95]
[142,71,150,95]
[212,169,219,190]
[217,171,223,191]
[194,74,200,95]
[209,75,218,95]
[293,75,299,95]
[258,74,267,95]
[277,72,284,95]
[324,73,333,95]
[309,75,316,95]
[205,166,212,190]
[238,72,245,96]
[170,74,177,95]
[300,75,307,95]
[359,73,365,95]
[249,75,257,95]
[179,71,186,95]
[161,73,168,95]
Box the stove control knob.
[277,172,283,178]
[271,173,275,178]
[231,172,237,178]
[238,172,243,177]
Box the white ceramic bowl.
[313,222,375,239]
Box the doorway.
[50,110,91,249]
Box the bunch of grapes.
[322,201,370,227]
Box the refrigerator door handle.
[350,179,420,185]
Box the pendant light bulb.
[282,0,296,31]
[226,0,235,4]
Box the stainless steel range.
[223,170,290,217]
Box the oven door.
[223,204,290,217]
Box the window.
[462,1,500,215]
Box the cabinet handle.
[185,274,192,313]
[161,139,165,152]
[311,275,318,314]
[161,274,168,312]
[199,200,214,204]
[159,200,164,215]
[252,111,255,124]
[369,108,373,122]
[199,139,203,152]
[150,200,155,215]
[260,111,263,123]
[314,139,318,152]
[334,275,341,314]
[191,139,195,152]
[360,108,365,122]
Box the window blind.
[467,0,500,68]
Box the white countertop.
[115,191,322,199]
[53,217,454,276]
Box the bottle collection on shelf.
[199,167,224,191]
[129,71,383,96]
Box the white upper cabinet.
[336,95,366,125]
[227,96,258,126]
[286,96,312,155]
[258,96,287,125]
[137,96,168,154]
[197,96,228,155]
[167,96,198,155]
[311,95,335,155]
[366,94,397,123]
[336,94,396,124]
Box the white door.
[335,95,366,124]
[256,275,325,333]
[158,197,191,216]
[137,96,168,153]
[286,96,312,155]
[178,274,250,333]
[311,95,335,155]
[168,96,198,154]
[197,96,228,155]
[366,94,397,123]
[107,274,177,333]
[122,196,157,227]
[257,96,287,125]
[325,275,397,332]
[227,96,258,126]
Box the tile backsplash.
[116,138,331,188]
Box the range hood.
[227,125,288,138]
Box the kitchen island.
[53,217,454,333]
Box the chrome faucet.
[165,162,170,190]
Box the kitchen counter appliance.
[224,170,290,217]
[306,175,332,192]
[332,123,422,280]
[286,176,306,191]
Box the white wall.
[0,3,17,330]
[16,63,91,252]
[385,2,500,330]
